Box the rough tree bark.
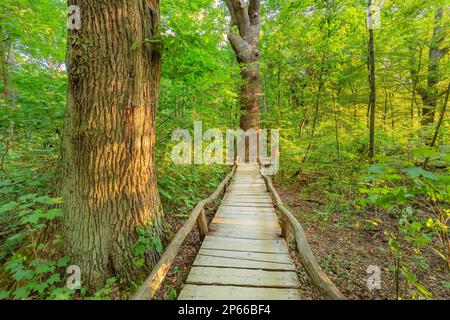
[60,0,165,289]
[418,7,448,126]
[224,0,261,131]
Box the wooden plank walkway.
[178,164,303,300]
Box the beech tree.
[224,0,261,131]
[60,0,165,288]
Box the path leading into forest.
[178,164,303,300]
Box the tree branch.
[248,0,261,26]
[227,31,251,62]
[226,0,251,40]
[224,0,237,26]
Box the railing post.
[197,208,208,241]
[280,216,290,240]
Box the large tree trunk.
[368,0,376,160]
[60,0,165,289]
[240,62,260,130]
[225,0,261,131]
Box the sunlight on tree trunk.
[60,0,166,289]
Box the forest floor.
[275,173,449,300]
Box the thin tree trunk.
[383,86,388,131]
[332,89,341,167]
[390,92,395,130]
[351,84,358,125]
[1,39,15,102]
[298,109,309,140]
[60,0,165,289]
[409,45,423,123]
[277,57,282,127]
[368,0,377,160]
[419,7,447,126]
[424,82,450,169]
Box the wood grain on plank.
[198,248,293,264]
[178,285,303,300]
[201,236,288,253]
[194,255,295,271]
[185,267,300,288]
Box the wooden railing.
[262,174,347,300]
[131,165,237,300]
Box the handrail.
[132,164,237,300]
[262,173,347,300]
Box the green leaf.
[0,202,18,214]
[34,282,49,294]
[415,283,432,297]
[403,167,436,180]
[14,269,34,281]
[368,165,384,175]
[0,290,10,300]
[35,261,56,274]
[134,258,145,267]
[46,273,61,285]
[21,212,43,225]
[152,236,163,254]
[13,286,31,299]
[133,245,145,256]
[56,256,70,267]
[44,208,63,220]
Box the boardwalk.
[178,164,303,300]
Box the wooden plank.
[211,217,279,226]
[215,211,275,217]
[201,236,289,254]
[228,185,266,189]
[185,267,300,288]
[194,255,295,271]
[214,215,278,222]
[223,196,273,202]
[198,249,293,264]
[216,212,277,218]
[209,223,281,234]
[209,230,280,240]
[221,203,274,208]
[178,285,303,300]
[217,206,275,213]
[222,197,273,206]
[225,192,268,196]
